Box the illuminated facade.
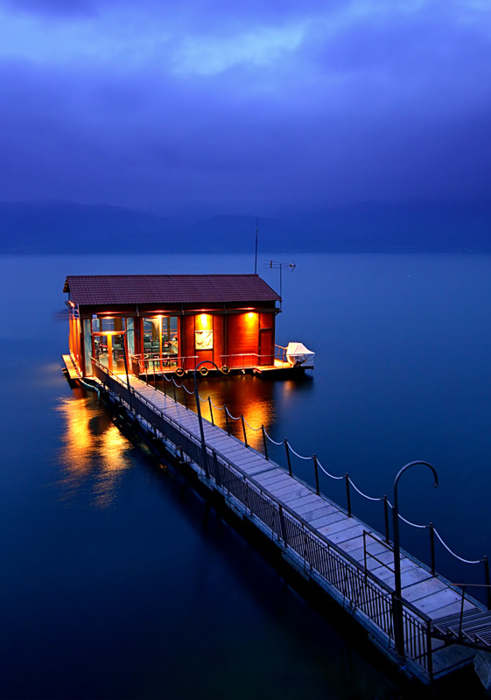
[63,274,281,377]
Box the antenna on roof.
[264,259,296,311]
[254,216,258,275]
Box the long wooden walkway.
[91,361,488,685]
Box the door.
[93,333,127,373]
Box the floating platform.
[62,353,82,382]
[89,359,489,687]
[134,358,312,379]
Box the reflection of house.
[63,274,281,377]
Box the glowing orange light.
[197,313,211,330]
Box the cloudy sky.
[0,0,490,216]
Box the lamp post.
[392,460,438,656]
[193,360,220,451]
[122,327,141,393]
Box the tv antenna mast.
[264,259,296,311]
[254,216,258,274]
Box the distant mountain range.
[1,200,491,254]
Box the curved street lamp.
[392,460,438,656]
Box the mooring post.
[313,454,320,496]
[224,405,230,434]
[208,397,214,426]
[383,495,390,543]
[241,415,248,447]
[429,522,436,575]
[484,556,491,610]
[284,439,292,476]
[262,425,269,460]
[345,473,352,517]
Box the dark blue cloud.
[0,1,490,215]
[0,0,97,16]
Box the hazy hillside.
[1,200,490,254]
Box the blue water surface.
[0,252,490,699]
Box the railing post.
[262,425,269,460]
[383,495,390,543]
[426,618,434,683]
[313,454,320,495]
[202,443,209,477]
[284,438,292,476]
[224,405,230,435]
[183,386,188,409]
[208,397,214,426]
[163,376,167,396]
[244,475,250,514]
[172,382,177,402]
[279,505,288,546]
[345,473,352,517]
[363,530,367,576]
[241,415,248,447]
[212,449,220,485]
[484,556,491,610]
[429,522,436,575]
[458,586,466,636]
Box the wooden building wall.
[74,304,277,376]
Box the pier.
[89,358,491,686]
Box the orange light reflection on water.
[56,393,132,509]
[194,376,276,451]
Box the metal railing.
[275,344,288,363]
[131,353,198,375]
[118,356,491,605]
[92,358,438,681]
[219,353,274,370]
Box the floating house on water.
[63,274,314,379]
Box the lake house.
[63,274,284,378]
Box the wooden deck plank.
[330,524,365,545]
[295,500,335,517]
[418,589,465,615]
[243,464,278,478]
[253,469,288,484]
[286,493,322,510]
[309,511,346,529]
[402,578,448,603]
[319,517,358,537]
[278,487,313,503]
[269,481,308,496]
[429,600,475,621]
[110,373,487,681]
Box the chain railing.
[91,356,436,681]
[95,357,490,610]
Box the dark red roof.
[63,274,281,305]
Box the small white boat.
[286,342,315,368]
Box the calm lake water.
[1,252,491,699]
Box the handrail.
[91,356,489,600]
[92,358,416,602]
[94,357,461,677]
